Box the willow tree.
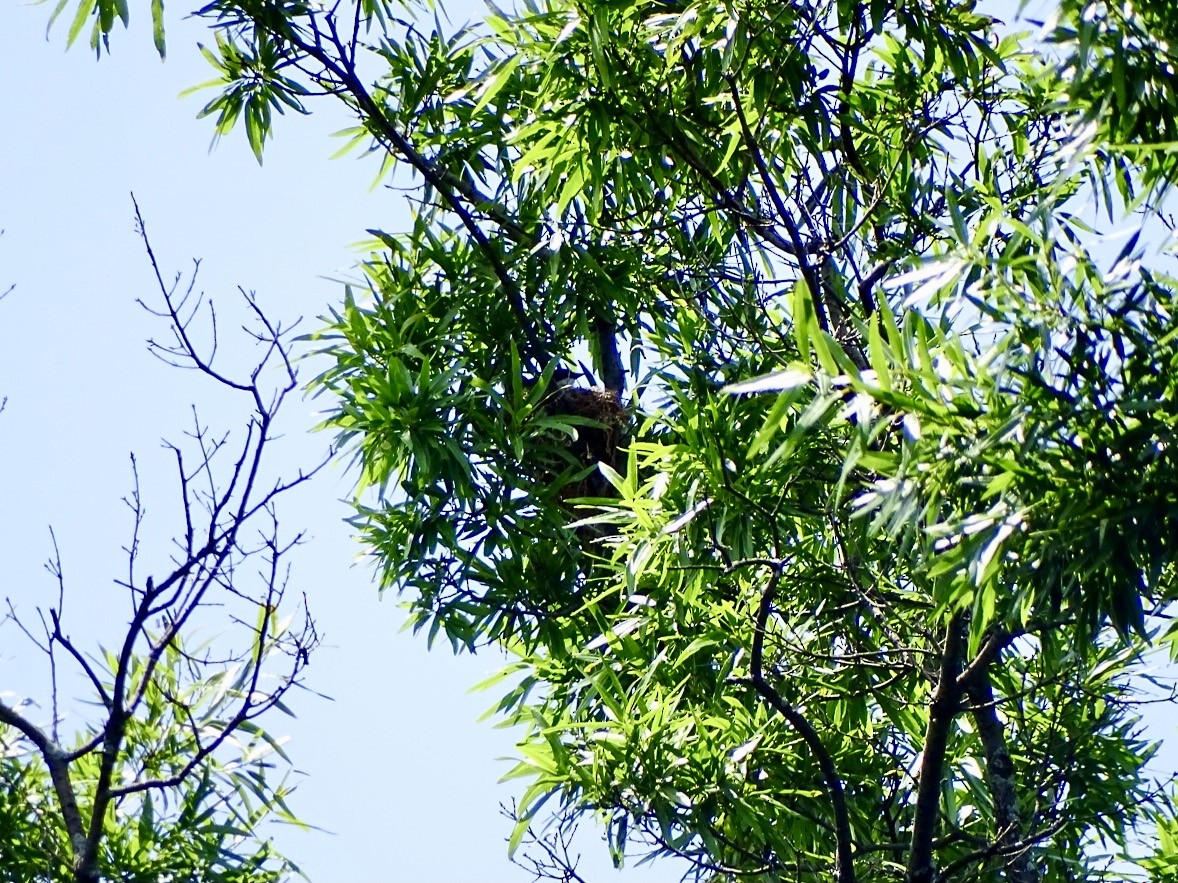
[51,0,1178,879]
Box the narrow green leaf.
[790,280,812,361]
[46,0,72,37]
[746,389,793,460]
[589,10,612,90]
[150,0,165,58]
[66,0,95,48]
[810,326,838,375]
[471,53,522,117]
[867,315,892,391]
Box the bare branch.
[0,201,327,883]
[504,804,589,883]
[748,561,857,883]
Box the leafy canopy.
[44,0,1178,879]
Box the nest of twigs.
[536,384,629,503]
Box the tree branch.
[963,659,1039,883]
[593,315,625,393]
[907,612,969,883]
[0,701,88,866]
[750,564,857,883]
[3,202,325,883]
[276,17,549,370]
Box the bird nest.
[538,385,629,501]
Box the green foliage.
[0,751,71,880]
[1144,815,1178,881]
[45,0,1178,878]
[44,0,165,57]
[1048,0,1178,186]
[185,29,310,162]
[0,633,301,883]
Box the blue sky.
[0,3,681,879]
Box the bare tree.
[0,200,325,883]
[503,803,588,883]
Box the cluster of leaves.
[299,1,1178,875]
[1,620,304,883]
[1050,0,1178,184]
[0,678,295,883]
[43,0,1178,879]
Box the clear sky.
[0,3,682,879]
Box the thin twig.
[749,562,857,883]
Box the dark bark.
[594,316,625,393]
[965,667,1039,883]
[907,613,969,883]
[0,704,87,869]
